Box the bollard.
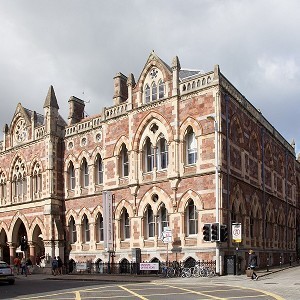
[266,257,269,272]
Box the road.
[0,266,299,300]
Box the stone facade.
[0,52,299,275]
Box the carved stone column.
[8,243,16,265]
[29,242,36,263]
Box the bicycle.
[180,267,192,278]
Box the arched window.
[121,209,130,240]
[157,136,168,170]
[95,213,104,242]
[82,215,90,243]
[81,158,89,187]
[158,80,164,99]
[144,138,154,172]
[185,199,198,235]
[0,172,7,205]
[69,216,77,243]
[95,155,103,185]
[145,205,155,238]
[152,82,157,101]
[32,162,42,196]
[120,144,129,177]
[145,84,150,103]
[158,204,168,236]
[185,127,197,165]
[68,162,75,190]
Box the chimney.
[113,72,128,105]
[68,96,85,125]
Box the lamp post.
[207,115,220,275]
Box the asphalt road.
[1,266,299,300]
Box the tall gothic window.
[81,158,89,187]
[145,205,155,238]
[145,138,154,172]
[152,82,157,101]
[96,213,104,242]
[157,136,168,170]
[185,199,198,235]
[158,204,168,236]
[68,162,75,190]
[0,172,7,205]
[145,84,150,103]
[185,127,197,165]
[12,158,27,202]
[32,162,42,197]
[69,216,77,243]
[121,209,130,240]
[158,80,165,99]
[82,215,90,243]
[95,155,103,184]
[120,144,129,177]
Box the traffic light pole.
[207,115,221,275]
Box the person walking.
[13,256,21,275]
[52,256,58,276]
[57,256,63,275]
[248,249,258,280]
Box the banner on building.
[232,223,242,243]
[103,191,113,251]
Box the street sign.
[232,223,242,243]
[161,227,172,243]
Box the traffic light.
[202,224,211,241]
[211,223,220,242]
[220,224,228,242]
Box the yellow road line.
[75,290,81,300]
[158,283,224,299]
[119,285,149,300]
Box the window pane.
[159,81,164,98]
[152,83,157,101]
[145,85,150,103]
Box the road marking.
[119,285,149,300]
[157,283,224,299]
[75,290,81,300]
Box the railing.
[67,260,216,276]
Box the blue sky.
[0,0,299,154]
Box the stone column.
[8,243,16,265]
[29,242,36,263]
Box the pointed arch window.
[0,172,7,204]
[121,209,130,240]
[120,144,129,177]
[146,206,155,238]
[96,213,104,242]
[69,216,77,243]
[95,155,103,185]
[157,136,168,170]
[158,204,168,236]
[145,84,150,103]
[81,158,89,187]
[32,162,42,196]
[158,80,164,99]
[144,138,154,172]
[185,127,197,165]
[82,215,90,243]
[68,162,76,190]
[152,82,157,101]
[185,199,198,235]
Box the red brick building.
[0,52,299,275]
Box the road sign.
[161,227,172,243]
[232,223,242,243]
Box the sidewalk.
[17,262,299,283]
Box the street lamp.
[207,115,220,275]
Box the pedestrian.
[13,256,21,275]
[52,256,58,276]
[26,258,33,274]
[248,249,258,280]
[57,256,63,275]
[21,258,28,277]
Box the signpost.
[161,227,172,263]
[232,223,242,275]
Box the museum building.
[0,52,299,275]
